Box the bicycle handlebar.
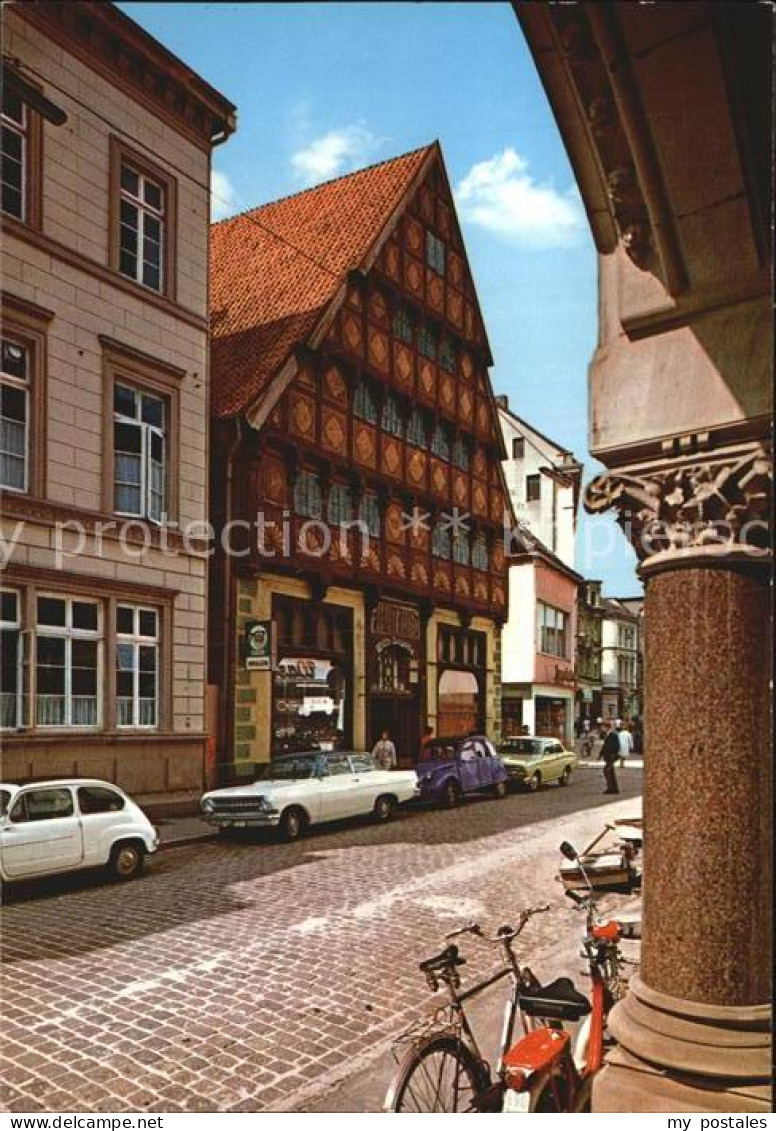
[444,921,483,941]
[445,905,551,946]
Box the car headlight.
[256,796,273,812]
[202,797,215,812]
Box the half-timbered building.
[209,143,512,771]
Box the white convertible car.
[201,750,418,840]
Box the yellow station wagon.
[497,736,578,792]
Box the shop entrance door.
[370,695,419,767]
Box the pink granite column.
[640,565,771,1007]
[588,448,772,1112]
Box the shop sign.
[371,600,420,643]
[245,620,276,670]
[299,696,336,716]
[554,665,576,688]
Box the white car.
[0,779,159,884]
[201,750,419,841]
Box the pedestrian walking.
[599,722,620,794]
[372,729,397,770]
[616,719,634,767]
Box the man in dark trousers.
[599,722,621,794]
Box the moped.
[500,841,640,1113]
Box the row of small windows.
[393,307,457,373]
[291,471,490,568]
[293,473,380,538]
[1,590,159,732]
[353,380,473,470]
[432,526,490,568]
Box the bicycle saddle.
[518,977,591,1022]
[419,944,466,973]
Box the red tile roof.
[210,144,435,417]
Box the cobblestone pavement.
[1,766,642,1113]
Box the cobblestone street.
[1,767,642,1113]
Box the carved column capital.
[584,442,772,576]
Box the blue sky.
[122,1,639,594]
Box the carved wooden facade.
[210,145,510,764]
[234,160,509,618]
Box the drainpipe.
[217,415,244,775]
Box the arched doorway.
[437,668,480,736]
[370,642,420,765]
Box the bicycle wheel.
[385,1035,492,1113]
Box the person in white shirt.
[372,730,397,771]
[616,720,634,767]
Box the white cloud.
[211,168,238,221]
[455,148,584,248]
[291,123,382,186]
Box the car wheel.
[279,807,305,842]
[374,794,397,822]
[559,767,572,787]
[444,780,462,808]
[527,773,541,793]
[493,780,508,799]
[109,841,144,881]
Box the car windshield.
[0,788,12,816]
[255,756,320,781]
[499,739,543,757]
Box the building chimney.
[495,394,509,410]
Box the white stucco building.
[497,396,583,743]
[498,397,582,570]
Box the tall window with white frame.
[1,590,23,730]
[538,601,568,659]
[118,160,165,292]
[113,382,166,522]
[1,86,27,220]
[1,338,29,492]
[35,596,101,728]
[116,605,159,728]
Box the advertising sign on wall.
[244,620,276,670]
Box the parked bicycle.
[383,905,552,1112]
[499,841,640,1113]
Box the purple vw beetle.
[417,735,509,806]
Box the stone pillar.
[587,443,773,1112]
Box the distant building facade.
[600,597,641,722]
[576,579,604,726]
[1,3,235,810]
[498,398,583,744]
